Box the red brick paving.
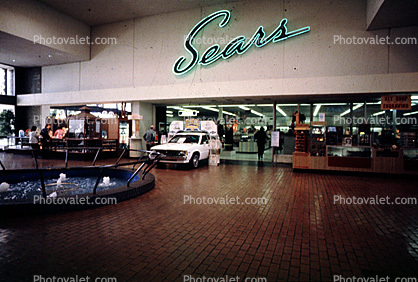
[0,153,418,281]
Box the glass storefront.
[163,95,418,164]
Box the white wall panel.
[389,26,418,74]
[80,20,134,90]
[34,0,418,106]
[42,63,80,93]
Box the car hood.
[152,143,198,151]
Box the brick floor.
[0,153,418,281]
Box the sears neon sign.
[173,10,310,75]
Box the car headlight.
[179,150,188,157]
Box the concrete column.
[363,101,367,120]
[40,105,50,128]
[273,103,277,131]
[349,103,353,135]
[218,107,223,121]
[132,101,154,149]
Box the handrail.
[0,160,5,170]
[127,151,163,186]
[93,167,104,195]
[115,148,126,165]
[31,149,46,197]
[65,149,69,168]
[127,162,146,187]
[92,148,101,166]
[31,150,38,170]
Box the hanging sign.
[173,10,310,75]
[271,131,280,147]
[381,95,411,110]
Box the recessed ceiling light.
[48,55,52,58]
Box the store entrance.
[164,104,280,164]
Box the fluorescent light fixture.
[219,104,256,107]
[223,111,237,116]
[166,111,173,114]
[404,111,418,116]
[201,106,219,112]
[372,111,385,116]
[313,105,321,117]
[275,106,287,117]
[239,106,251,111]
[167,106,184,110]
[183,105,210,108]
[340,104,363,117]
[256,104,274,107]
[251,109,264,117]
[166,114,173,117]
[318,103,353,106]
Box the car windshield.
[169,135,200,144]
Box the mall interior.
[1,0,418,281]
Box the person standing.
[28,126,39,151]
[40,124,52,157]
[143,125,156,151]
[254,127,267,160]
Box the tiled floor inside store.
[0,152,418,281]
[220,147,274,162]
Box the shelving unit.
[295,125,309,153]
[400,132,416,148]
[310,122,326,156]
[293,124,310,169]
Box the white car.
[152,131,211,168]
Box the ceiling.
[37,0,418,29]
[38,0,241,26]
[367,0,418,30]
[0,32,84,67]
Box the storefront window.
[0,65,15,96]
[0,68,6,95]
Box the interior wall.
[22,0,418,105]
[15,67,41,94]
[0,0,90,60]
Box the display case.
[358,124,371,146]
[293,125,310,169]
[327,146,372,158]
[327,146,372,169]
[403,148,418,171]
[403,148,418,160]
[295,125,309,153]
[238,135,257,153]
[310,122,326,156]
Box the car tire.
[190,153,200,169]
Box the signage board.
[270,131,280,147]
[381,95,411,110]
[173,10,310,75]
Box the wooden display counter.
[47,138,118,160]
[293,152,310,169]
[295,146,418,175]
